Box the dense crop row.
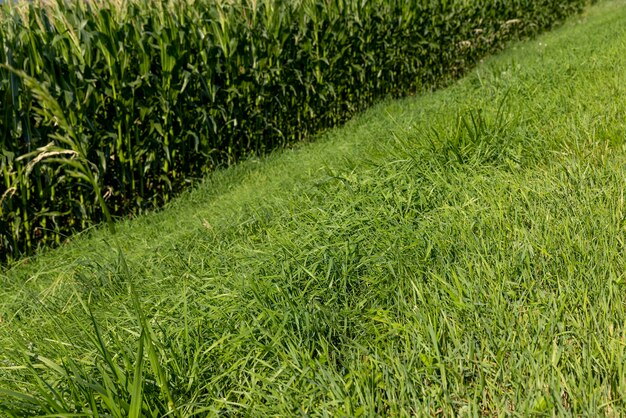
[0,0,593,259]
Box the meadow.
[2,0,626,416]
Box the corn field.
[0,0,593,260]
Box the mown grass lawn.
[2,0,626,415]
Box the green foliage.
[2,1,626,414]
[0,0,593,259]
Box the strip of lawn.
[2,0,626,415]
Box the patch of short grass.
[2,0,626,415]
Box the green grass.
[2,0,626,415]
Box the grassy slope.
[2,0,626,415]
